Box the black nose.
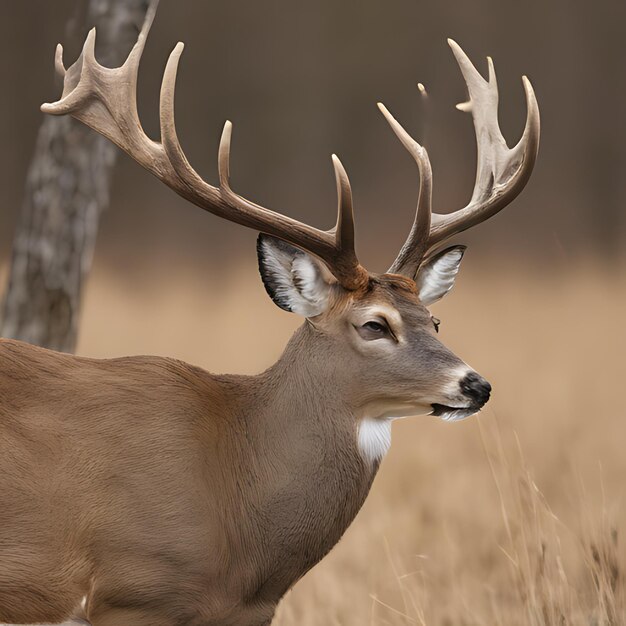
[460,372,491,407]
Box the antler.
[41,0,367,290]
[381,39,540,278]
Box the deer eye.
[432,316,441,333]
[364,321,385,333]
[356,320,392,341]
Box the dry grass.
[4,254,625,625]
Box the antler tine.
[331,155,359,264]
[377,103,433,276]
[42,1,368,290]
[218,120,234,189]
[384,40,539,278]
[428,40,540,247]
[53,44,66,78]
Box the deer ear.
[257,234,334,317]
[416,245,466,306]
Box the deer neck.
[248,322,367,468]
[217,323,378,598]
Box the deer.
[0,2,539,624]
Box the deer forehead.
[342,277,427,325]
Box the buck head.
[42,13,539,432]
[258,235,490,426]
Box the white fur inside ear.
[258,237,331,317]
[416,246,465,306]
[290,255,330,316]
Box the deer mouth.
[430,403,479,422]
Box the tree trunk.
[0,0,150,353]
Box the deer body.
[0,327,379,625]
[0,1,539,623]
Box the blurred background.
[1,1,625,624]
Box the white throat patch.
[357,417,392,464]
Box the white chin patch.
[357,418,392,464]
[430,405,478,422]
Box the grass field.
[4,255,625,625]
